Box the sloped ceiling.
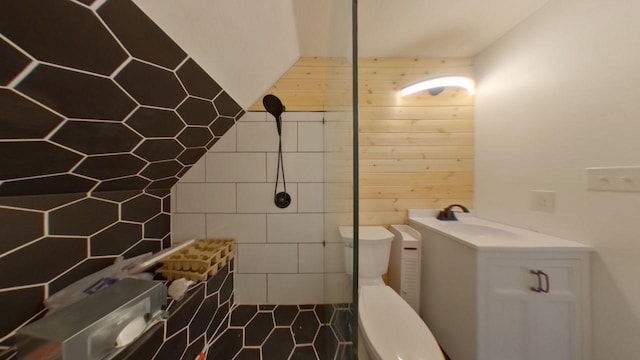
[133,0,300,110]
[134,0,550,109]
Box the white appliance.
[388,225,421,313]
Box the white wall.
[171,112,351,304]
[474,0,640,358]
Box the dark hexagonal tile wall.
[125,107,184,138]
[90,222,143,256]
[98,0,187,70]
[0,0,128,76]
[121,194,162,222]
[0,287,44,340]
[0,207,43,255]
[0,0,245,345]
[177,97,217,126]
[140,160,184,181]
[0,37,31,86]
[51,121,142,155]
[0,174,97,196]
[16,64,136,121]
[115,60,187,108]
[0,141,83,180]
[209,116,236,137]
[74,154,147,180]
[49,198,118,236]
[0,237,87,289]
[177,59,222,99]
[177,127,214,148]
[134,139,185,163]
[0,89,63,139]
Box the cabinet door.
[485,258,538,360]
[534,259,581,360]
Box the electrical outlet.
[529,190,555,213]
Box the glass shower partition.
[321,0,358,358]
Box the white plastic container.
[388,225,422,313]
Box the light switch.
[586,166,640,192]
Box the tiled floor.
[208,304,354,360]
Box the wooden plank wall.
[250,57,474,225]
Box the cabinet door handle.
[529,270,542,292]
[539,270,550,293]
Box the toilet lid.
[339,226,394,242]
[359,285,444,360]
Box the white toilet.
[340,226,445,360]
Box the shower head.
[262,94,284,136]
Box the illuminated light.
[400,76,475,96]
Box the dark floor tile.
[335,344,353,360]
[314,305,334,325]
[261,328,294,360]
[144,214,170,239]
[290,345,318,360]
[207,329,243,360]
[233,348,260,360]
[177,127,214,148]
[123,240,161,258]
[134,138,185,162]
[177,97,217,126]
[245,313,274,346]
[93,176,151,193]
[126,107,185,137]
[230,305,258,327]
[313,325,338,360]
[331,309,354,342]
[219,273,233,304]
[292,311,320,345]
[273,305,298,326]
[206,301,228,341]
[208,116,235,137]
[75,154,147,180]
[140,160,184,181]
[122,194,162,222]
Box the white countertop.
[408,209,592,251]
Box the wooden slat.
[359,146,474,160]
[360,172,473,186]
[360,119,473,133]
[360,185,472,199]
[360,133,473,146]
[360,159,473,173]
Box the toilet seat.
[359,285,444,360]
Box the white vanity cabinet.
[480,253,590,360]
[408,213,591,360]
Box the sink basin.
[440,223,519,239]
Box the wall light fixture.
[400,76,475,96]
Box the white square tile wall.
[170,112,353,304]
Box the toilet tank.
[339,226,394,278]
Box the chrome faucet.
[436,204,470,221]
